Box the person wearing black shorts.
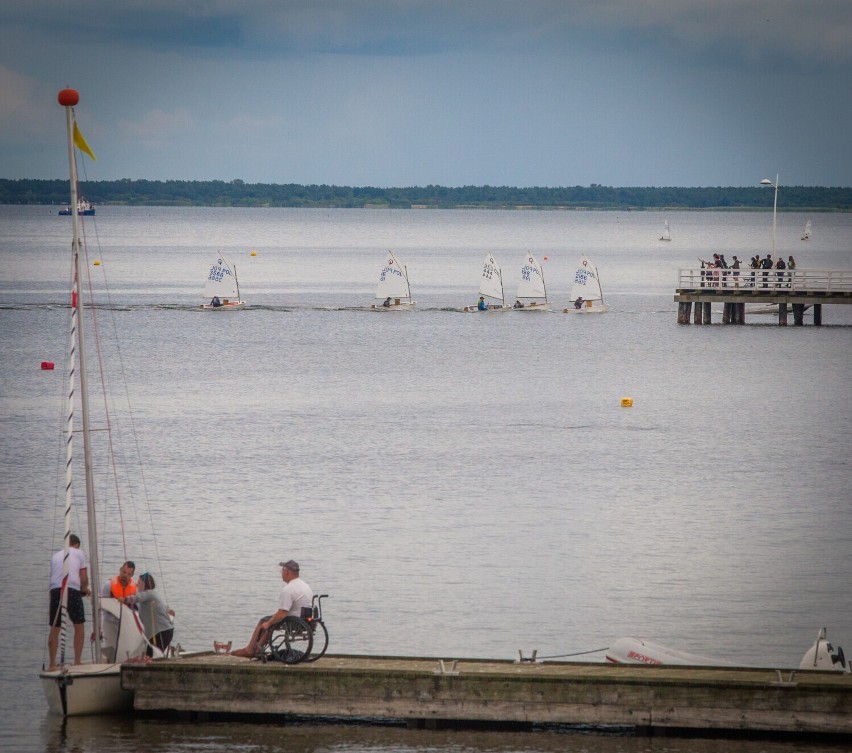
[47,534,90,669]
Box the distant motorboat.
[59,198,95,216]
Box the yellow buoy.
[620,397,633,408]
[250,250,257,257]
[93,260,100,266]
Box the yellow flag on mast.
[73,122,96,160]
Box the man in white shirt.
[231,559,313,658]
[48,534,90,669]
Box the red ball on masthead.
[58,88,79,107]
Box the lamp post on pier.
[760,174,779,257]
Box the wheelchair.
[260,594,328,665]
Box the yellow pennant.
[73,122,96,160]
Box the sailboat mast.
[234,263,241,301]
[62,93,103,660]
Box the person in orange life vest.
[102,561,137,603]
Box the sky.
[1,1,851,187]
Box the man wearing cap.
[231,559,313,658]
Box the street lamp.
[760,174,779,257]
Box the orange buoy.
[93,260,100,266]
[41,361,55,370]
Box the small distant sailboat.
[659,220,671,241]
[201,253,245,309]
[801,219,812,241]
[463,253,510,312]
[513,253,551,311]
[371,250,415,310]
[563,254,609,314]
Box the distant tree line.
[1,178,849,210]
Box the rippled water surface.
[1,206,850,752]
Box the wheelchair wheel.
[269,616,313,664]
[304,620,329,662]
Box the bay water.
[1,206,850,752]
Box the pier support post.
[778,303,788,326]
[703,302,711,324]
[736,303,746,324]
[722,303,732,324]
[793,304,805,325]
[693,302,703,324]
[814,304,822,326]
[677,302,692,324]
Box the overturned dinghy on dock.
[606,628,847,671]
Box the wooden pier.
[122,653,852,738]
[674,268,852,325]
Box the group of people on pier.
[699,253,796,289]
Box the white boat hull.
[563,303,609,314]
[462,304,511,313]
[514,302,552,312]
[40,664,132,716]
[371,301,416,311]
[201,300,246,309]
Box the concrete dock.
[123,654,852,738]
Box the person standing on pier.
[231,559,313,659]
[775,256,787,288]
[760,254,773,287]
[730,256,741,288]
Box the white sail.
[203,254,241,300]
[375,251,412,301]
[570,254,603,302]
[517,253,547,301]
[479,254,505,303]
[660,220,671,241]
[801,220,811,240]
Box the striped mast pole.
[58,88,103,661]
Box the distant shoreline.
[2,178,850,211]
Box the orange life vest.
[110,576,137,599]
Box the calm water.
[1,206,850,752]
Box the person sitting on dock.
[231,559,313,659]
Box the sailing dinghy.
[201,253,245,309]
[370,251,415,310]
[41,88,153,717]
[514,253,551,311]
[463,253,510,312]
[563,254,609,314]
[801,219,812,241]
[659,220,671,241]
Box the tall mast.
[60,89,102,660]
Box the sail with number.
[517,253,548,303]
[564,254,609,313]
[202,254,245,308]
[373,251,415,309]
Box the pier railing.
[677,268,852,293]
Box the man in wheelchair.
[231,559,313,659]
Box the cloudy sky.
[2,1,850,187]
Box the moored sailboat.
[370,250,415,310]
[40,88,151,717]
[514,253,551,311]
[563,254,609,314]
[201,253,246,309]
[463,253,510,312]
[59,197,95,216]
